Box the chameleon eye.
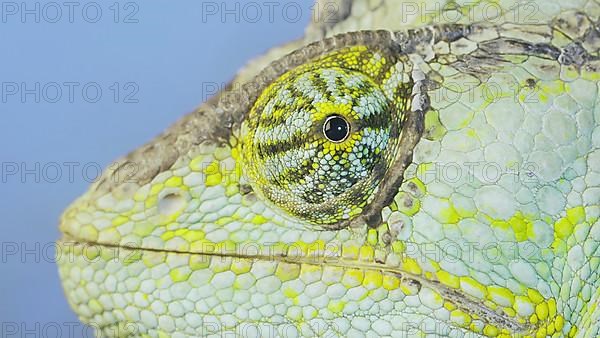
[241,42,422,228]
[322,115,350,143]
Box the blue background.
[0,0,309,329]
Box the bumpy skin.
[58,1,600,337]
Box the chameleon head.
[241,48,408,226]
[56,37,430,336]
[57,7,600,335]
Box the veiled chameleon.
[58,0,600,336]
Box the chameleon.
[57,0,600,337]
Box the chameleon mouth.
[59,234,532,334]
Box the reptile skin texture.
[57,0,600,337]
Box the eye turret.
[240,45,417,227]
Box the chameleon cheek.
[241,47,409,227]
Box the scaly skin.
[58,1,600,337]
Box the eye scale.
[322,115,350,142]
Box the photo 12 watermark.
[199,1,341,24]
[0,240,344,266]
[399,1,540,25]
[1,1,139,24]
[1,238,540,266]
[200,321,340,338]
[411,161,541,185]
[201,77,542,110]
[1,82,139,104]
[1,321,140,338]
[0,161,141,184]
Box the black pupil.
[323,115,349,142]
